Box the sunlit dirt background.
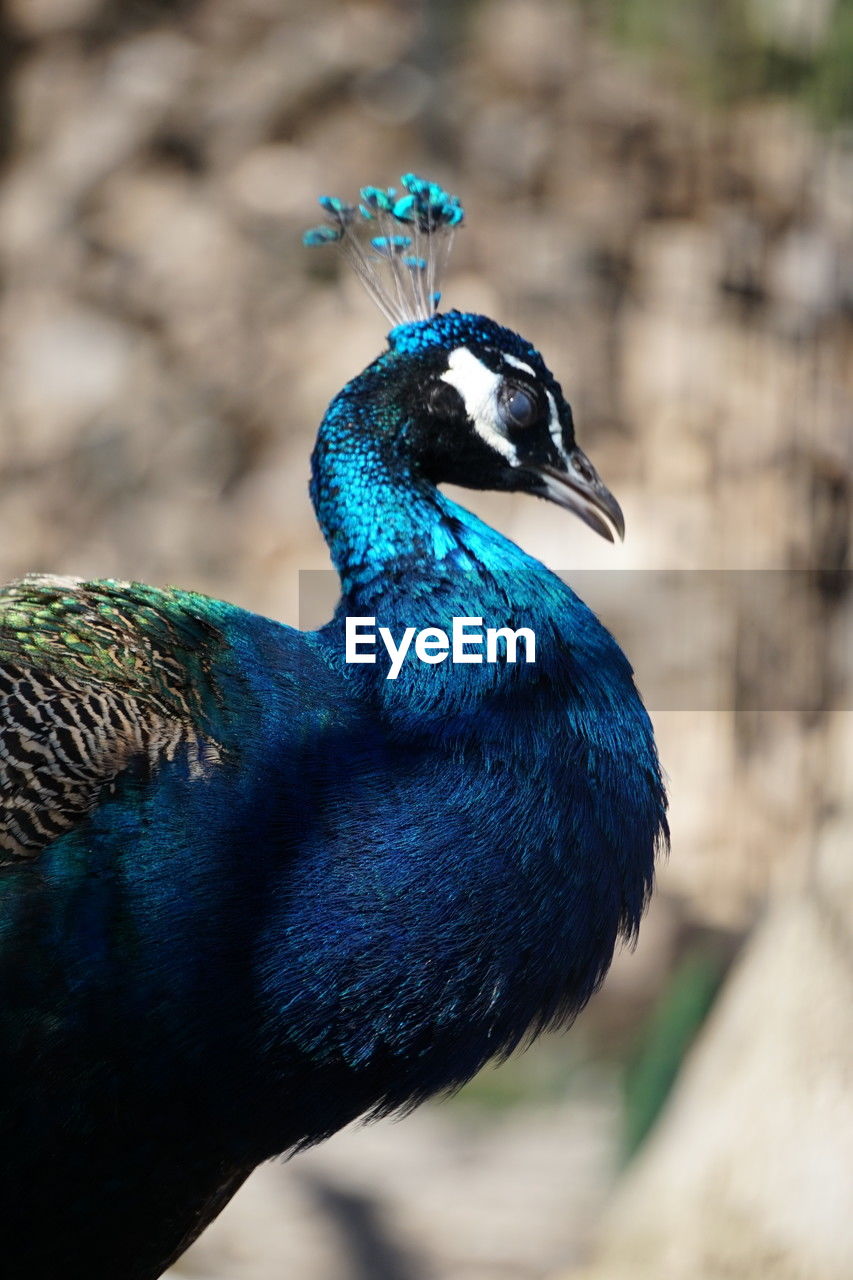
[0,1,850,1277]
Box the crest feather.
[303,173,464,326]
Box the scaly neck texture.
[310,364,472,590]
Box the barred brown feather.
[0,575,223,862]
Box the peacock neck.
[311,441,446,596]
[311,373,546,603]
[309,372,644,733]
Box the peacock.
[0,175,667,1279]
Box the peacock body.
[0,177,666,1279]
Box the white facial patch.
[440,348,519,465]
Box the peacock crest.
[303,173,464,327]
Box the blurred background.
[0,0,850,1276]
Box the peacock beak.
[526,447,625,542]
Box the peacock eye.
[498,383,538,430]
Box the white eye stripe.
[546,390,565,456]
[502,352,536,377]
[440,347,519,465]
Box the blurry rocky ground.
[0,0,850,1277]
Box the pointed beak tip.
[529,453,626,545]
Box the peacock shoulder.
[0,574,228,862]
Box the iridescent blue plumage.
[0,177,666,1279]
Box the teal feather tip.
[302,173,464,327]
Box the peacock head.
[305,175,624,542]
